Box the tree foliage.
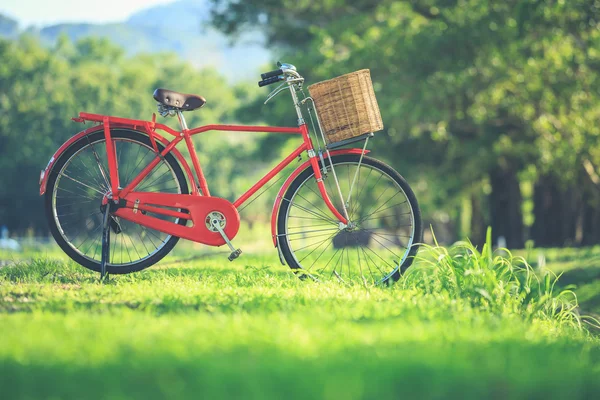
[0,34,260,233]
[211,0,600,247]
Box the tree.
[0,34,255,234]
[211,0,600,247]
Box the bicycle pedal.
[228,249,242,261]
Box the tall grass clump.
[402,229,584,329]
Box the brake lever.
[264,81,289,105]
[264,76,306,105]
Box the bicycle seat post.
[176,111,188,131]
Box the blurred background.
[1,0,599,251]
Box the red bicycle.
[39,62,422,284]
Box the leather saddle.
[153,89,206,111]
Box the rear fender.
[270,148,370,247]
[39,123,197,195]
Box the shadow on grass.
[0,255,293,285]
[521,246,600,265]
[558,266,600,286]
[1,340,599,400]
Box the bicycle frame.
[40,111,353,246]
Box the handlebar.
[258,62,301,87]
[258,62,305,119]
[261,69,283,80]
[258,75,284,87]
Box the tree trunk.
[580,170,600,246]
[470,193,486,248]
[531,174,580,247]
[489,165,524,248]
[532,175,562,247]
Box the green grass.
[1,238,600,399]
[517,246,600,316]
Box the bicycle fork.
[293,92,351,227]
[297,123,350,227]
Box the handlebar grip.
[261,69,283,80]
[258,75,283,87]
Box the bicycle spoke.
[294,237,334,254]
[58,211,102,228]
[287,223,340,230]
[284,198,338,223]
[289,197,338,222]
[361,229,412,239]
[306,233,337,271]
[75,224,103,251]
[316,247,341,275]
[56,186,101,202]
[111,227,117,265]
[351,166,373,218]
[361,200,409,220]
[72,159,108,193]
[363,242,397,271]
[283,159,418,284]
[359,180,392,221]
[298,231,339,264]
[288,215,337,222]
[138,167,173,192]
[330,247,346,278]
[51,135,183,269]
[56,199,96,208]
[303,181,343,220]
[361,211,412,222]
[358,192,402,223]
[280,227,339,237]
[143,226,168,244]
[119,225,134,262]
[144,186,181,193]
[134,228,151,256]
[123,144,144,184]
[357,245,374,284]
[120,234,124,264]
[341,233,350,279]
[127,230,142,260]
[288,231,339,242]
[360,246,387,278]
[141,226,160,250]
[86,138,111,190]
[57,210,96,218]
[295,192,336,223]
[347,164,363,221]
[90,232,101,262]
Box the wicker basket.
[308,69,383,145]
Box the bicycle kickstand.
[100,202,111,282]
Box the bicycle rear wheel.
[277,154,422,285]
[45,129,188,274]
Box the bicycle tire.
[277,154,422,285]
[45,129,189,274]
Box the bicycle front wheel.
[277,154,422,285]
[45,129,188,274]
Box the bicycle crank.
[206,211,242,261]
[113,192,241,246]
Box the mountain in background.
[0,0,271,81]
[0,13,18,36]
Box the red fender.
[39,122,197,195]
[270,148,370,246]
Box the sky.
[0,0,176,27]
